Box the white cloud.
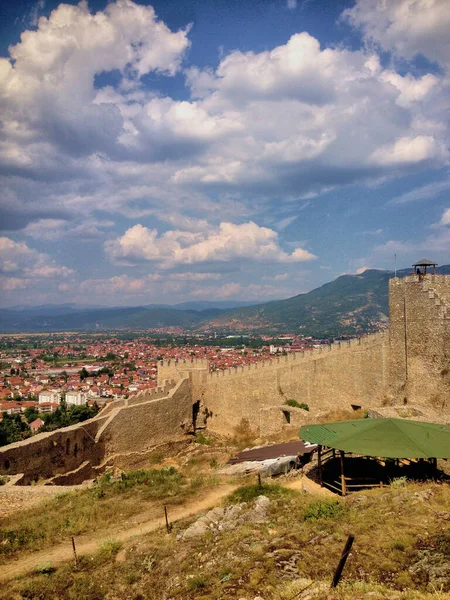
[105,221,316,267]
[0,237,73,291]
[391,178,450,204]
[344,0,450,68]
[370,135,446,166]
[1,1,449,236]
[440,208,450,226]
[287,0,297,10]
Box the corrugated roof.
[227,441,315,464]
[299,418,450,459]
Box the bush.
[285,399,309,411]
[303,499,345,521]
[195,432,212,445]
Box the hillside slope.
[197,265,450,336]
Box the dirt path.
[0,484,237,583]
[0,475,333,583]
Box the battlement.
[158,358,209,369]
[205,331,387,380]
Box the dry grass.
[1,480,449,599]
[0,468,219,559]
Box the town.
[0,330,336,444]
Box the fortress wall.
[389,276,450,410]
[157,358,209,387]
[196,333,388,435]
[0,416,107,484]
[99,378,192,455]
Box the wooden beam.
[340,450,346,496]
[318,445,323,487]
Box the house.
[29,417,44,434]
[0,402,22,415]
[38,390,61,405]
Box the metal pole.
[330,534,355,588]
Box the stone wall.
[97,378,193,456]
[389,275,450,410]
[195,333,388,436]
[0,416,107,484]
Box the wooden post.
[330,534,355,588]
[317,445,323,487]
[257,471,262,488]
[164,505,172,533]
[72,536,78,566]
[339,450,346,496]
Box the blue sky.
[0,0,449,307]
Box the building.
[38,390,61,405]
[65,391,87,406]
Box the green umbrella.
[299,418,450,459]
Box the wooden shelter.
[300,418,450,495]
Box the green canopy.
[299,418,450,459]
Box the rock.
[250,495,270,523]
[202,506,225,525]
[409,550,450,590]
[182,520,209,539]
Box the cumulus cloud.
[370,135,447,166]
[0,0,448,242]
[344,0,450,68]
[105,221,316,267]
[0,237,73,291]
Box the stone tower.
[389,262,450,411]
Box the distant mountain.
[171,300,262,311]
[1,266,448,334]
[196,265,450,337]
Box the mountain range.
[1,266,448,335]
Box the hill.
[0,306,222,333]
[1,266,448,335]
[196,265,450,337]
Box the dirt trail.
[0,484,237,583]
[0,476,333,583]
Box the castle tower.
[389,261,450,410]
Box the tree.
[79,367,89,381]
[24,407,39,423]
[0,413,30,447]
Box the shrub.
[225,482,293,505]
[285,399,309,411]
[187,575,208,590]
[195,432,212,445]
[303,499,345,521]
[390,476,408,488]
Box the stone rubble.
[179,495,271,540]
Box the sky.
[0,0,449,308]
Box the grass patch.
[303,499,346,521]
[225,482,294,504]
[285,399,309,410]
[92,467,183,500]
[195,432,213,445]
